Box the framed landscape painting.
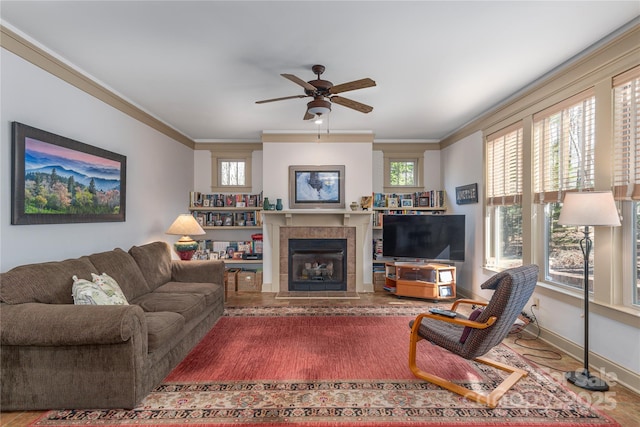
[289,165,345,209]
[11,122,126,225]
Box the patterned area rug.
[33,306,619,426]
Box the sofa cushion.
[89,248,151,301]
[129,242,172,291]
[154,281,221,306]
[131,293,206,323]
[144,311,185,353]
[0,257,98,305]
[72,274,129,305]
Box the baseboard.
[456,289,639,394]
[520,327,640,394]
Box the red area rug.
[33,306,619,426]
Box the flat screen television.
[382,214,465,261]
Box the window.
[389,160,417,186]
[219,160,245,186]
[533,90,596,290]
[210,148,253,192]
[381,147,425,192]
[613,66,640,306]
[485,124,523,269]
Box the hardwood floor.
[2,291,638,426]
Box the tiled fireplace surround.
[262,211,373,293]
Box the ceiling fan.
[255,64,376,120]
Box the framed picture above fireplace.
[289,165,345,209]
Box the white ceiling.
[1,1,639,143]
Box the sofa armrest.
[0,303,146,346]
[171,260,224,285]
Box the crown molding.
[261,132,374,143]
[1,24,195,149]
[194,142,263,152]
[440,20,640,148]
[373,142,440,153]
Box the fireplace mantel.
[261,210,374,293]
[262,210,373,225]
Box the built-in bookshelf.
[188,192,264,265]
[371,191,446,228]
[189,192,263,229]
[372,191,446,209]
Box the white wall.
[260,142,373,285]
[1,49,193,271]
[441,132,485,298]
[262,142,372,208]
[193,149,263,195]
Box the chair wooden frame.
[408,299,529,408]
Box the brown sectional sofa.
[0,241,225,410]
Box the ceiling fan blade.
[303,110,314,120]
[329,78,376,94]
[331,96,373,113]
[281,73,317,92]
[255,94,307,104]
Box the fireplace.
[262,211,373,293]
[288,239,347,291]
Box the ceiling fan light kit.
[256,64,375,120]
[307,98,331,116]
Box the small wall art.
[455,183,478,205]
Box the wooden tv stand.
[384,262,456,300]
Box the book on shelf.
[189,191,263,209]
[371,191,446,210]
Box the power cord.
[511,303,564,371]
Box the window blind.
[533,89,596,203]
[613,65,640,201]
[486,123,523,206]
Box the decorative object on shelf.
[350,201,359,211]
[166,214,206,260]
[455,183,478,205]
[401,198,413,208]
[276,198,283,210]
[11,122,127,225]
[263,197,271,210]
[557,191,621,392]
[289,165,345,209]
[360,195,373,210]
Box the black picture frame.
[455,183,478,205]
[11,122,127,225]
[289,165,345,209]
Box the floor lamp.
[557,191,620,391]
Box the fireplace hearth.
[288,239,347,291]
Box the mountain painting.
[12,122,126,224]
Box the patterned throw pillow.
[72,273,129,305]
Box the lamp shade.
[558,191,621,227]
[165,214,206,237]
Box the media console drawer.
[396,280,438,299]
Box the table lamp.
[557,191,620,391]
[165,214,206,260]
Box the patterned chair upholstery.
[408,264,539,408]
